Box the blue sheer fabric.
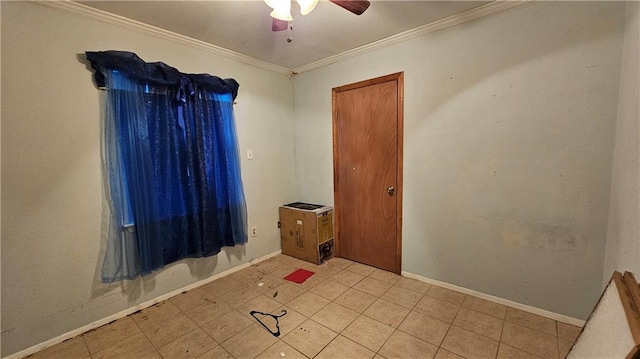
[99,66,247,282]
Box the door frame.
[331,72,404,274]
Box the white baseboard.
[4,250,282,359]
[402,271,586,328]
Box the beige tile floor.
[28,255,581,359]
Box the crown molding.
[34,0,292,75]
[292,1,532,74]
[35,0,530,76]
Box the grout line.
[80,335,91,359]
[128,308,160,355]
[439,322,456,356]
[497,310,506,358]
[502,315,559,338]
[375,327,397,357]
[451,306,507,344]
[502,322,558,358]
[557,335,562,359]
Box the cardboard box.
[279,203,334,265]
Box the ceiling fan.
[265,0,371,32]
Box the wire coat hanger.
[250,309,288,337]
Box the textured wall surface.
[603,2,640,287]
[1,2,296,356]
[293,1,626,320]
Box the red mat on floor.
[283,268,315,284]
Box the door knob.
[387,186,395,196]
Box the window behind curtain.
[88,51,247,282]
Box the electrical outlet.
[251,226,257,237]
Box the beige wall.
[604,2,640,285]
[1,2,295,356]
[293,1,626,320]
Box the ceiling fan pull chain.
[287,22,293,43]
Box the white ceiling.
[79,0,490,70]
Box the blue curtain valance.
[85,50,239,100]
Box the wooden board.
[568,271,640,358]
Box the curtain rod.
[97,87,237,104]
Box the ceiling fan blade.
[272,18,288,31]
[329,0,370,15]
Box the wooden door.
[332,73,403,273]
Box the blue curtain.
[89,51,247,282]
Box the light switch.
[247,149,254,160]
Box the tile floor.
[28,255,581,359]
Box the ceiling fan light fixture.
[263,0,279,9]
[270,9,293,21]
[296,0,319,15]
[268,0,293,21]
